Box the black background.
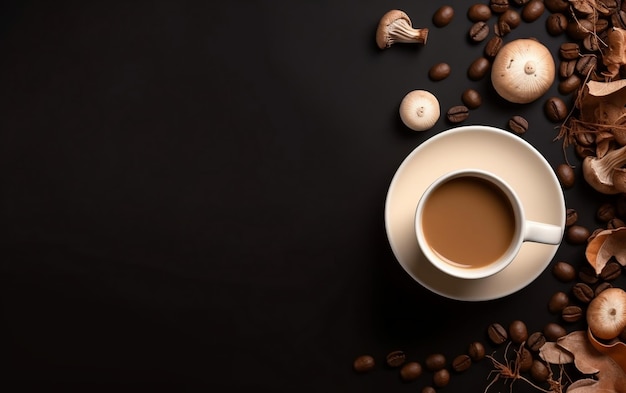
[0,1,620,392]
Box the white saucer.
[384,125,565,301]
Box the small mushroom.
[582,144,626,194]
[398,90,440,131]
[376,10,429,49]
[491,38,555,104]
[587,287,626,340]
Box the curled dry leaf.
[539,330,626,393]
[588,328,626,375]
[585,227,626,274]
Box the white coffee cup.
[414,169,563,280]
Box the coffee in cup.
[415,169,563,279]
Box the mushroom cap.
[491,39,555,104]
[376,9,412,49]
[399,90,440,131]
[587,287,626,340]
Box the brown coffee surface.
[421,177,515,268]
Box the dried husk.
[585,227,626,274]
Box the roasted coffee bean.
[545,0,570,12]
[559,42,580,60]
[572,282,594,305]
[608,217,626,229]
[433,5,455,27]
[496,19,512,37]
[522,0,545,22]
[566,225,591,244]
[545,97,568,122]
[469,21,490,42]
[553,261,576,281]
[490,0,510,13]
[556,163,575,188]
[487,322,508,345]
[500,9,520,28]
[519,348,533,372]
[559,60,577,78]
[566,209,578,227]
[576,55,597,77]
[544,322,567,341]
[484,36,503,58]
[595,18,610,34]
[546,13,568,35]
[446,105,469,123]
[527,332,547,351]
[353,355,375,372]
[567,18,594,40]
[583,34,601,52]
[468,57,491,80]
[425,353,446,371]
[595,282,613,296]
[548,291,570,313]
[508,115,528,134]
[452,354,471,372]
[600,0,619,14]
[578,265,599,285]
[400,362,423,381]
[530,360,550,382]
[509,320,529,344]
[468,341,485,361]
[468,4,492,22]
[613,10,626,29]
[433,369,450,388]
[597,202,616,222]
[600,261,622,281]
[512,0,530,5]
[429,62,451,81]
[422,387,436,393]
[462,88,482,109]
[562,305,583,322]
[386,350,406,367]
[559,74,582,95]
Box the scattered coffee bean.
[597,202,617,222]
[545,0,569,13]
[559,42,580,60]
[595,282,612,296]
[558,74,582,95]
[566,209,578,227]
[468,4,492,22]
[452,354,472,372]
[543,322,567,341]
[484,35,503,58]
[556,163,575,188]
[422,387,436,393]
[488,322,508,345]
[429,62,451,81]
[595,17,610,34]
[499,9,521,29]
[468,341,485,361]
[353,355,375,372]
[509,320,529,344]
[559,59,577,78]
[576,55,597,76]
[386,350,406,367]
[600,261,622,281]
[522,0,545,22]
[433,369,450,388]
[469,21,490,42]
[462,88,482,109]
[572,282,595,303]
[433,5,455,27]
[583,34,601,52]
[578,265,599,285]
[566,225,591,245]
[562,305,583,322]
[608,217,625,229]
[447,105,469,123]
[527,332,547,351]
[512,0,530,5]
[546,13,568,35]
[508,115,528,134]
[530,359,550,382]
[548,291,570,313]
[545,96,568,122]
[553,261,576,282]
[400,362,423,381]
[519,347,534,372]
[490,0,510,13]
[468,56,491,80]
[425,353,446,371]
[567,18,594,40]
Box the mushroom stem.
[386,20,428,46]
[583,144,626,194]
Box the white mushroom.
[491,39,555,104]
[399,90,440,131]
[376,10,429,49]
[582,144,626,194]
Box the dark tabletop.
[0,1,619,392]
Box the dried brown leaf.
[586,227,626,274]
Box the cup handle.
[523,221,563,245]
